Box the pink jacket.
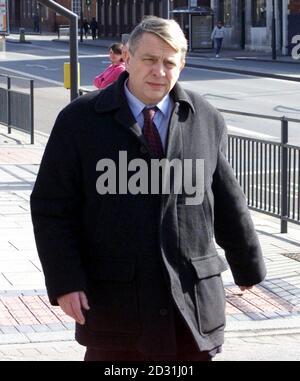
[93,62,126,89]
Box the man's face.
[125,32,185,105]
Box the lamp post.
[80,0,83,42]
[37,0,79,100]
[272,0,277,60]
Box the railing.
[57,24,81,39]
[0,74,34,144]
[78,87,94,96]
[78,88,300,233]
[220,109,300,233]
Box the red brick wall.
[56,0,72,26]
[55,0,97,26]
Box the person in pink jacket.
[93,43,126,89]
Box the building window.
[72,0,81,16]
[219,0,232,27]
[124,0,128,26]
[28,0,31,18]
[132,0,136,27]
[252,0,266,27]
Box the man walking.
[90,17,98,40]
[30,16,266,361]
[211,20,225,58]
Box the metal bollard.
[19,28,26,42]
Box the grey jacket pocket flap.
[191,255,228,279]
[92,260,135,282]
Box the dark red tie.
[142,107,164,159]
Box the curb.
[185,62,300,82]
[5,39,32,45]
[233,57,300,65]
[225,315,300,336]
[187,51,299,65]
[0,330,75,345]
[1,319,300,345]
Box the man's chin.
[144,91,166,104]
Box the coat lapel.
[166,83,195,161]
[113,107,151,155]
[93,72,195,161]
[94,72,153,156]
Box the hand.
[57,291,90,325]
[239,286,253,292]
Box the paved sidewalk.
[1,128,300,361]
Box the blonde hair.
[128,16,187,61]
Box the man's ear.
[125,51,131,72]
[180,60,185,72]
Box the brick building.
[8,1,300,55]
[212,0,300,55]
[8,0,96,32]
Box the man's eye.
[144,58,154,62]
[166,62,176,68]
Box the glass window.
[72,0,81,16]
[252,0,266,27]
[219,0,232,27]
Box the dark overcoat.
[30,72,266,355]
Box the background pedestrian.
[211,20,225,58]
[93,43,125,89]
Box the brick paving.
[226,284,300,320]
[0,148,43,165]
[0,294,73,329]
[1,284,299,338]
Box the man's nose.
[152,62,166,76]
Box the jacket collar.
[94,71,195,115]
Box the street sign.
[0,0,8,34]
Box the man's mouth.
[147,82,165,89]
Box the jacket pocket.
[85,259,140,336]
[191,254,228,335]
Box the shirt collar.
[124,79,171,119]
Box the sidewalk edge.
[0,330,75,345]
[185,62,300,82]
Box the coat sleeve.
[212,119,267,286]
[30,109,87,305]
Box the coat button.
[159,308,168,317]
[140,146,147,154]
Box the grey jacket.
[211,26,225,39]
